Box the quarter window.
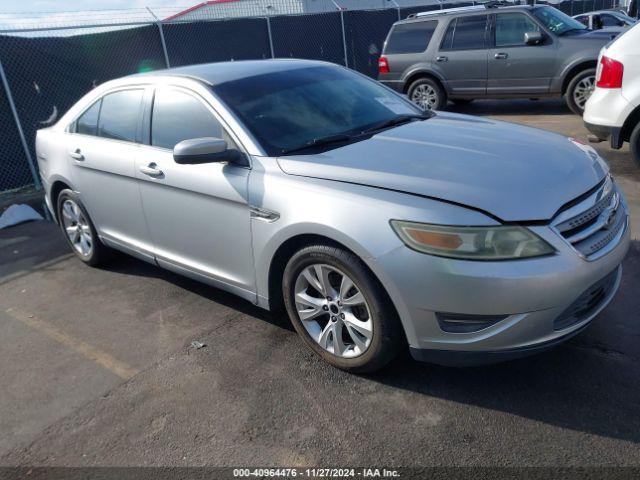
[441,15,488,51]
[151,89,235,150]
[97,89,143,143]
[495,13,541,47]
[75,100,101,136]
[385,20,438,54]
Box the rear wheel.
[56,189,109,266]
[565,68,596,115]
[630,122,640,169]
[407,77,446,111]
[283,244,403,373]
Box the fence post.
[339,10,348,68]
[0,58,41,190]
[147,7,171,68]
[389,0,401,21]
[266,16,275,59]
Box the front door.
[487,12,558,95]
[136,86,255,299]
[434,14,489,96]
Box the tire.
[283,244,403,373]
[630,121,640,169]
[565,68,596,115]
[407,77,446,111]
[56,189,109,267]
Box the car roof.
[397,3,536,24]
[128,59,332,87]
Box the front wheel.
[407,77,446,111]
[565,68,596,115]
[283,244,403,373]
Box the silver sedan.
[36,60,630,372]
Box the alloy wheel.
[573,75,596,110]
[61,199,93,257]
[293,264,373,358]
[411,84,438,110]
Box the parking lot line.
[4,307,139,380]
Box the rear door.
[67,87,153,259]
[435,14,489,96]
[487,12,558,95]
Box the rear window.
[440,15,488,50]
[385,20,438,54]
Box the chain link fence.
[0,0,626,194]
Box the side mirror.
[173,137,243,165]
[524,31,543,45]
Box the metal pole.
[147,7,171,68]
[266,16,275,59]
[0,58,41,189]
[339,10,348,68]
[389,0,401,21]
[330,0,348,68]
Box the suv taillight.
[596,56,624,88]
[378,56,390,74]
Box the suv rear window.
[385,20,438,54]
[440,15,488,50]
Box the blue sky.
[0,0,187,13]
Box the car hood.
[276,112,608,222]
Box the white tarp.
[0,204,43,229]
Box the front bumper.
[373,204,630,366]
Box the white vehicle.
[584,23,640,167]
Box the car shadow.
[446,98,572,116]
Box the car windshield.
[211,65,425,156]
[533,6,588,34]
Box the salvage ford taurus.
[36,60,630,372]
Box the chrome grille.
[554,178,627,260]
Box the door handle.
[139,163,163,178]
[494,52,508,60]
[436,55,448,62]
[69,149,84,161]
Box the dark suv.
[378,4,621,114]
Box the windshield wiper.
[359,113,433,136]
[281,133,354,155]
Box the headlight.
[390,221,555,260]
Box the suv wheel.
[565,68,596,115]
[57,189,109,266]
[630,122,640,169]
[282,244,403,373]
[408,78,446,111]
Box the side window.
[574,15,589,26]
[75,100,101,136]
[98,89,144,143]
[151,88,237,150]
[441,15,488,51]
[601,14,622,26]
[385,20,438,54]
[495,13,541,47]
